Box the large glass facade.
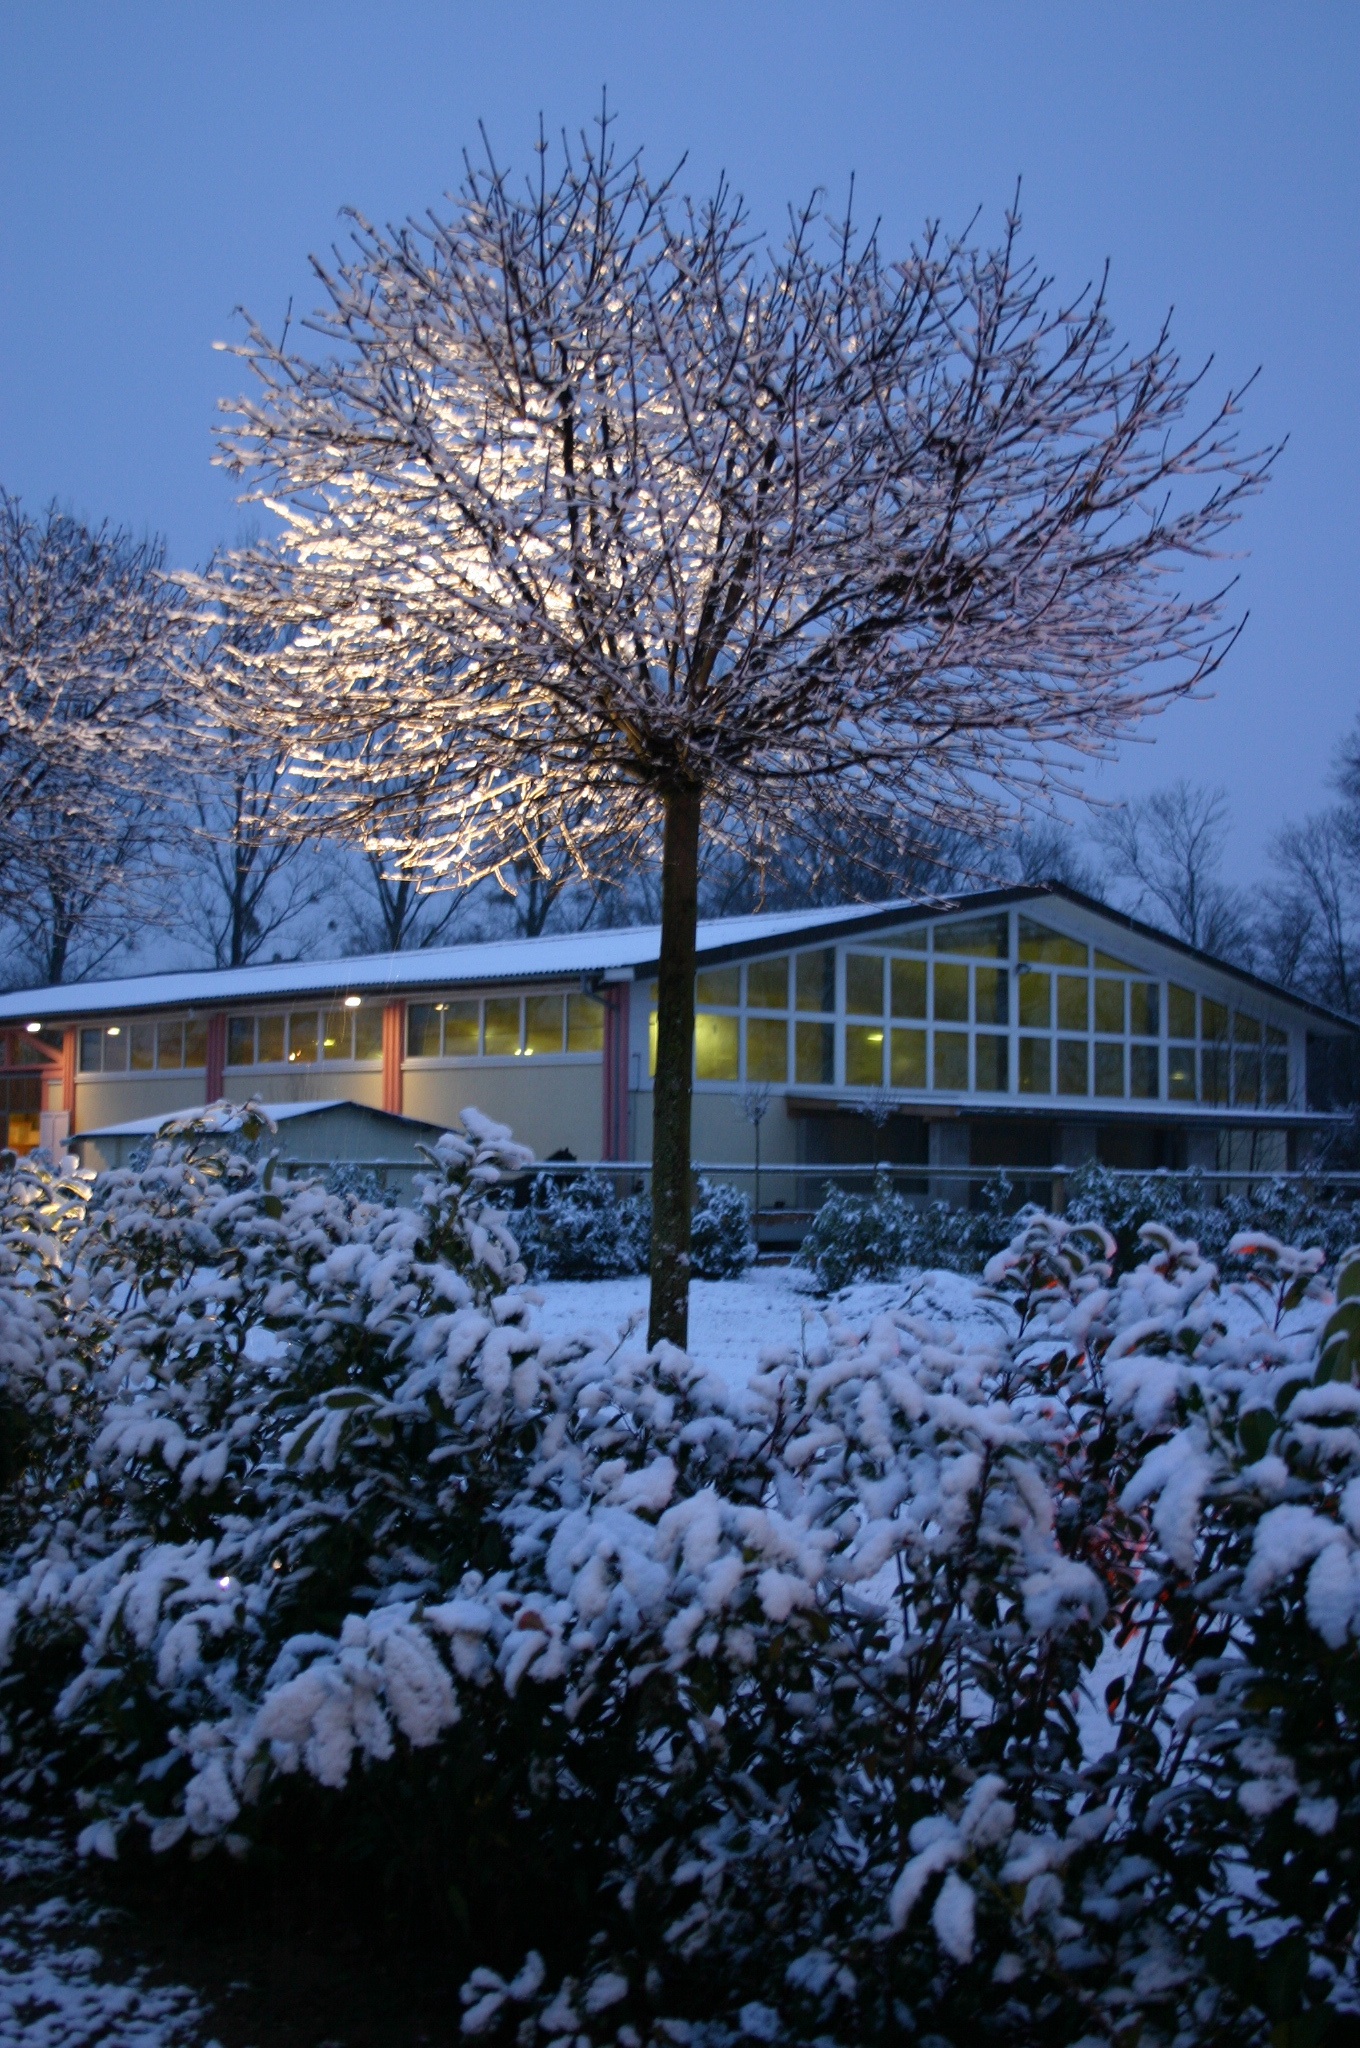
[648,911,1294,1107]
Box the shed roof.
[75,1100,448,1141]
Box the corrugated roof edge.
[4,884,1356,1037]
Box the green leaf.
[1335,1248,1360,1300]
[1238,1407,1275,1464]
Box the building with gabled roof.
[1,884,1355,1183]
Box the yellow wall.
[75,1074,206,1130]
[402,1062,603,1161]
[243,1070,385,1110]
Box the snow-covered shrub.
[688,1176,755,1279]
[3,1111,1360,2043]
[1065,1159,1360,1272]
[0,1148,92,1536]
[793,1172,912,1289]
[512,1169,650,1280]
[514,1174,751,1282]
[796,1172,1019,1290]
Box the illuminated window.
[444,1002,480,1055]
[891,957,927,1019]
[484,999,521,1056]
[1057,1039,1089,1096]
[322,1007,352,1060]
[933,1031,969,1091]
[890,1027,926,1088]
[746,1016,788,1083]
[975,1034,1008,1092]
[695,1012,738,1081]
[1130,983,1159,1038]
[525,995,564,1056]
[1019,919,1087,966]
[933,962,969,1023]
[566,994,604,1053]
[696,966,740,1007]
[1056,977,1089,1032]
[1018,971,1050,1029]
[1168,985,1196,1039]
[746,957,788,1011]
[354,1007,383,1061]
[845,954,884,1015]
[1130,1045,1160,1099]
[1168,1045,1196,1100]
[288,1013,318,1064]
[975,967,1008,1025]
[795,949,836,1014]
[795,1020,834,1084]
[1019,1038,1051,1094]
[934,915,1006,957]
[846,1023,885,1086]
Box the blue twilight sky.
[0,1,1355,881]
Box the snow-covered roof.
[72,1105,352,1138]
[3,885,1355,1033]
[0,898,925,1024]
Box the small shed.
[74,1098,454,1187]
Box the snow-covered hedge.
[795,1171,1019,1289]
[515,1171,753,1282]
[1,1110,1359,2044]
[797,1159,1360,1290]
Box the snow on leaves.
[3,1135,1360,2042]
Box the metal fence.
[277,1153,1360,1249]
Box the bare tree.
[1001,815,1106,897]
[1093,782,1254,962]
[1260,809,1360,1014]
[0,491,177,983]
[204,119,1271,1342]
[177,592,330,969]
[183,727,329,968]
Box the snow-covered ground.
[526,1261,1005,1392]
[0,1829,210,2048]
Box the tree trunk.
[648,784,702,1348]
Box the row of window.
[407,993,604,1060]
[80,1017,210,1074]
[403,991,606,1056]
[79,994,611,1074]
[657,1012,1291,1106]
[702,944,1274,1048]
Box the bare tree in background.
[178,596,328,968]
[203,119,1272,1342]
[1093,782,1255,962]
[0,491,178,985]
[1002,815,1106,897]
[1260,810,1360,1015]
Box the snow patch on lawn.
[527,1261,1009,1392]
